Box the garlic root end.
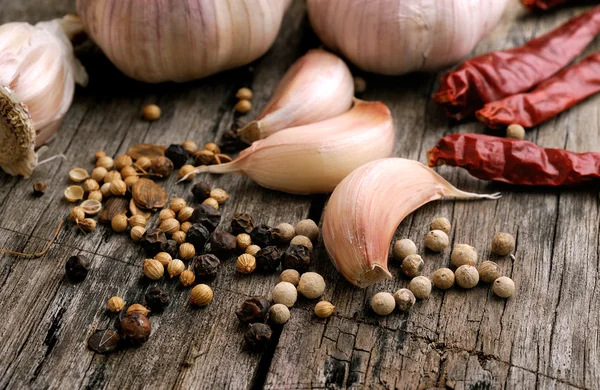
[238,121,260,144]
[356,264,393,288]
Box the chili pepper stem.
[178,162,241,183]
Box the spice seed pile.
[369,217,516,316]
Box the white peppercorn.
[393,288,416,311]
[295,219,319,242]
[409,276,432,299]
[280,269,300,286]
[392,239,417,261]
[370,292,395,315]
[491,233,515,255]
[401,254,424,277]
[493,276,515,298]
[478,261,501,283]
[432,268,455,289]
[455,265,479,289]
[297,272,325,299]
[269,303,290,325]
[290,235,313,251]
[430,217,451,233]
[425,230,449,252]
[271,282,297,307]
[451,244,478,267]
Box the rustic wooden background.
[1,1,599,389]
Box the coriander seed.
[128,214,147,228]
[124,175,139,187]
[425,230,449,252]
[455,265,479,289]
[159,208,176,221]
[154,252,172,267]
[506,124,525,140]
[180,268,196,287]
[69,206,85,223]
[236,297,270,324]
[297,272,325,299]
[491,232,515,255]
[244,323,272,352]
[182,140,198,154]
[109,179,127,196]
[271,223,295,243]
[202,197,219,209]
[88,190,103,202]
[409,276,432,299]
[115,154,133,170]
[135,156,151,171]
[478,261,501,283]
[290,235,312,251]
[371,292,395,315]
[168,259,185,278]
[111,214,129,233]
[178,206,194,222]
[179,243,196,260]
[236,233,252,250]
[159,218,180,235]
[236,87,253,100]
[33,181,47,196]
[204,142,220,154]
[190,284,213,306]
[401,254,424,277]
[91,167,107,182]
[95,150,106,160]
[107,296,125,312]
[432,268,455,289]
[392,238,417,261]
[209,188,229,204]
[271,282,297,307]
[83,179,100,193]
[430,217,451,233]
[169,197,186,212]
[280,269,300,286]
[103,170,122,183]
[96,156,114,170]
[295,219,319,242]
[120,166,137,179]
[193,149,215,166]
[126,303,151,316]
[181,222,192,233]
[237,254,257,274]
[100,182,112,198]
[269,304,290,325]
[173,231,187,245]
[78,218,97,233]
[178,165,196,181]
[493,276,515,298]
[451,244,478,267]
[314,301,335,318]
[393,288,416,311]
[235,99,252,113]
[144,259,164,280]
[142,104,161,121]
[130,226,146,241]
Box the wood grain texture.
[0,1,599,389]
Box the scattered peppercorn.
[87,329,120,354]
[194,254,221,279]
[142,104,161,121]
[432,268,455,290]
[182,140,198,154]
[297,272,326,299]
[236,296,270,324]
[164,144,189,168]
[401,254,424,277]
[506,124,525,140]
[491,232,515,255]
[290,235,313,251]
[250,224,274,247]
[493,276,515,298]
[193,149,215,166]
[160,239,179,259]
[191,204,221,233]
[478,261,501,283]
[393,288,416,311]
[425,230,449,252]
[282,244,311,272]
[269,303,290,325]
[455,265,479,289]
[190,284,213,306]
[142,229,167,257]
[33,181,47,196]
[186,223,211,251]
[280,269,300,286]
[255,246,282,274]
[451,244,478,267]
[392,238,417,261]
[409,276,432,299]
[120,312,151,344]
[150,156,174,178]
[231,213,255,235]
[430,217,451,233]
[144,286,170,312]
[235,99,252,114]
[191,181,212,201]
[220,129,243,152]
[271,223,295,243]
[371,292,395,315]
[65,255,90,283]
[244,323,272,352]
[107,296,125,312]
[295,219,319,242]
[314,301,336,318]
[210,232,237,258]
[271,282,297,307]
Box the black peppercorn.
[164,144,189,168]
[255,246,282,274]
[33,181,47,196]
[87,329,120,354]
[142,229,167,257]
[161,239,179,259]
[282,244,311,272]
[186,223,211,251]
[231,213,255,235]
[191,204,221,232]
[250,224,273,247]
[194,254,221,279]
[220,129,244,152]
[191,181,212,201]
[210,232,236,258]
[236,296,270,324]
[150,156,174,178]
[65,255,90,283]
[144,286,170,312]
[244,323,272,352]
[119,313,151,345]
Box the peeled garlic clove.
[238,49,354,143]
[180,99,395,194]
[322,158,501,288]
[0,16,88,177]
[77,0,291,83]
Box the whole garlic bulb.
[76,0,292,83]
[0,16,88,178]
[307,0,510,75]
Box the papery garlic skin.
[77,0,291,83]
[307,0,510,75]
[0,16,88,177]
[238,49,354,144]
[323,158,500,288]
[181,99,395,194]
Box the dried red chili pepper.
[433,7,600,120]
[427,133,600,186]
[476,52,600,129]
[522,0,570,10]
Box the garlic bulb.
[76,0,291,83]
[0,16,88,178]
[180,99,395,194]
[307,0,510,75]
[323,158,500,288]
[238,49,354,144]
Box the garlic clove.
[180,99,395,194]
[238,49,354,143]
[322,158,501,288]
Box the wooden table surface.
[1,1,599,389]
